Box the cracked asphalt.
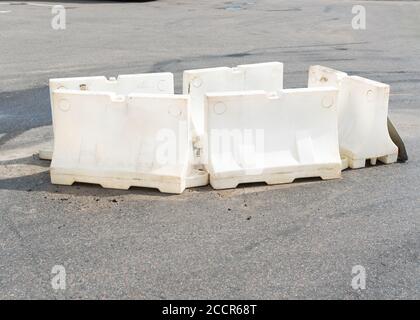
[0,0,419,299]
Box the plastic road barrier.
[39,73,175,160]
[183,62,284,139]
[308,65,398,168]
[205,87,342,189]
[50,75,208,193]
[45,65,403,194]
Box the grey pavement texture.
[0,0,419,299]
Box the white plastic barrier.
[50,88,208,194]
[205,88,342,189]
[308,65,398,168]
[183,62,284,139]
[39,73,175,161]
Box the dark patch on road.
[148,41,368,75]
[225,52,252,58]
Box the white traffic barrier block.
[50,89,207,194]
[40,73,175,160]
[308,65,398,168]
[205,88,342,189]
[183,62,283,138]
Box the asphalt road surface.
[0,0,419,299]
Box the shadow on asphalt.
[0,155,177,197]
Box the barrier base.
[344,153,398,169]
[209,164,341,190]
[51,168,186,194]
[186,169,209,189]
[51,167,208,194]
